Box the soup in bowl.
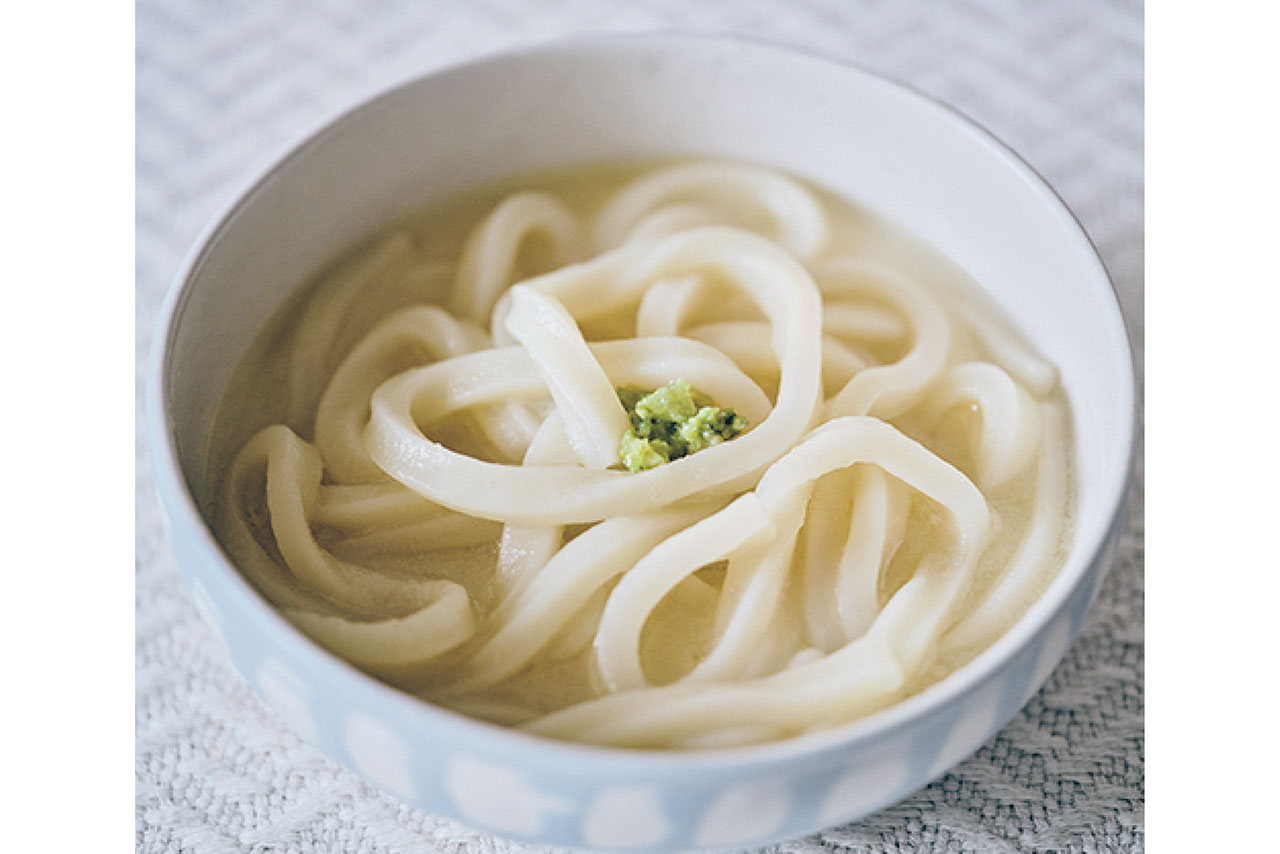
[147,35,1135,851]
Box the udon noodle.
[210,160,1071,749]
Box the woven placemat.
[136,2,1143,850]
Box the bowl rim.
[145,30,1138,774]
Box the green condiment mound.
[617,379,748,473]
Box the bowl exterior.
[148,34,1135,852]
[157,477,1120,850]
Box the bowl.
[146,34,1136,851]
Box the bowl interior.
[162,37,1131,545]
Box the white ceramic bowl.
[147,34,1136,851]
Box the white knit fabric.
[136,1,1144,850]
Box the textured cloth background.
[136,1,1144,851]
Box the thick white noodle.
[284,580,474,672]
[503,285,630,469]
[364,336,773,524]
[633,275,712,337]
[943,400,1068,651]
[624,204,729,245]
[310,481,499,553]
[287,232,417,426]
[448,192,584,453]
[492,411,576,605]
[821,300,908,343]
[799,466,858,651]
[593,161,828,261]
[542,583,611,663]
[314,305,491,482]
[679,493,809,684]
[592,493,781,692]
[952,298,1060,397]
[524,416,990,746]
[220,425,452,617]
[800,465,909,651]
[444,504,716,695]
[325,512,499,557]
[364,228,821,525]
[312,481,439,530]
[817,259,953,419]
[684,321,869,399]
[924,362,1042,490]
[590,416,986,697]
[449,191,585,324]
[629,266,868,397]
[215,162,1071,749]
